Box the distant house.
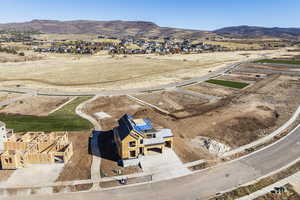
[113,114,173,166]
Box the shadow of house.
[90,130,119,162]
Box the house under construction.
[0,131,73,169]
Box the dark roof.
[117,114,152,140]
[117,114,134,140]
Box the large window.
[129,150,136,157]
[129,141,136,147]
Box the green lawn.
[0,97,93,132]
[254,59,300,65]
[205,79,249,89]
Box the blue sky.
[1,0,300,30]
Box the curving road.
[0,63,240,97]
[5,123,300,200]
[3,58,300,200]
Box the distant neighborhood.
[32,37,229,55]
[0,30,298,56]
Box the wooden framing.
[113,115,174,162]
[0,132,73,169]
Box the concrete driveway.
[0,164,64,188]
[139,148,191,181]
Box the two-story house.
[113,114,173,166]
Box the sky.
[0,0,300,30]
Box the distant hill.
[1,20,300,40]
[0,20,214,39]
[214,25,300,39]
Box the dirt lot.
[133,90,209,118]
[184,82,240,97]
[84,95,143,130]
[0,96,71,116]
[215,74,260,83]
[236,63,300,75]
[55,131,92,181]
[84,67,300,163]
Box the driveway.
[139,148,191,181]
[0,164,64,188]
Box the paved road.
[0,63,240,97]
[5,123,300,200]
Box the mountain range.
[0,20,300,40]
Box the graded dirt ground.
[84,65,300,163]
[0,96,71,116]
[133,90,208,114]
[184,82,240,97]
[55,131,92,182]
[214,74,260,83]
[0,48,297,92]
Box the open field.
[205,79,249,89]
[0,97,93,132]
[204,40,261,50]
[0,95,71,116]
[0,49,297,92]
[0,52,43,63]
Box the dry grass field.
[204,40,261,50]
[0,48,296,92]
[0,95,71,116]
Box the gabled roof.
[117,114,153,141]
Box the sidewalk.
[238,171,300,200]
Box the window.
[129,150,136,157]
[129,141,136,147]
[9,158,12,163]
[140,139,143,144]
[146,134,156,138]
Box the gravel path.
[75,95,102,190]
